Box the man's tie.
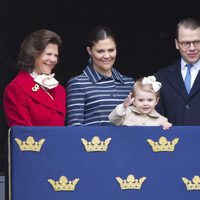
[184,64,193,94]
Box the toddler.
[109,76,172,130]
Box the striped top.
[66,65,134,126]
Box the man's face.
[175,26,200,64]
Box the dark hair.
[175,18,200,39]
[17,29,62,72]
[87,26,116,48]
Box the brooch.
[32,84,39,92]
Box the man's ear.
[175,39,179,50]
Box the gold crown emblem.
[116,174,146,190]
[81,136,111,152]
[182,175,200,190]
[48,176,79,191]
[147,136,179,152]
[15,136,45,152]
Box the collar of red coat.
[12,71,65,115]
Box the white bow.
[142,76,162,92]
[34,73,59,89]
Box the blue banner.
[9,126,200,200]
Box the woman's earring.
[88,56,92,66]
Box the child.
[109,76,172,130]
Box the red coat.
[3,71,66,126]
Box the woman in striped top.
[66,26,134,126]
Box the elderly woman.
[3,29,66,126]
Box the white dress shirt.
[181,58,200,87]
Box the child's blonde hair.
[132,77,161,98]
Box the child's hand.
[123,93,134,108]
[162,122,172,130]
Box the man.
[155,18,200,125]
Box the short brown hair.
[176,18,200,39]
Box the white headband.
[142,76,162,92]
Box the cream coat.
[109,103,168,126]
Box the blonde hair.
[132,77,160,98]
